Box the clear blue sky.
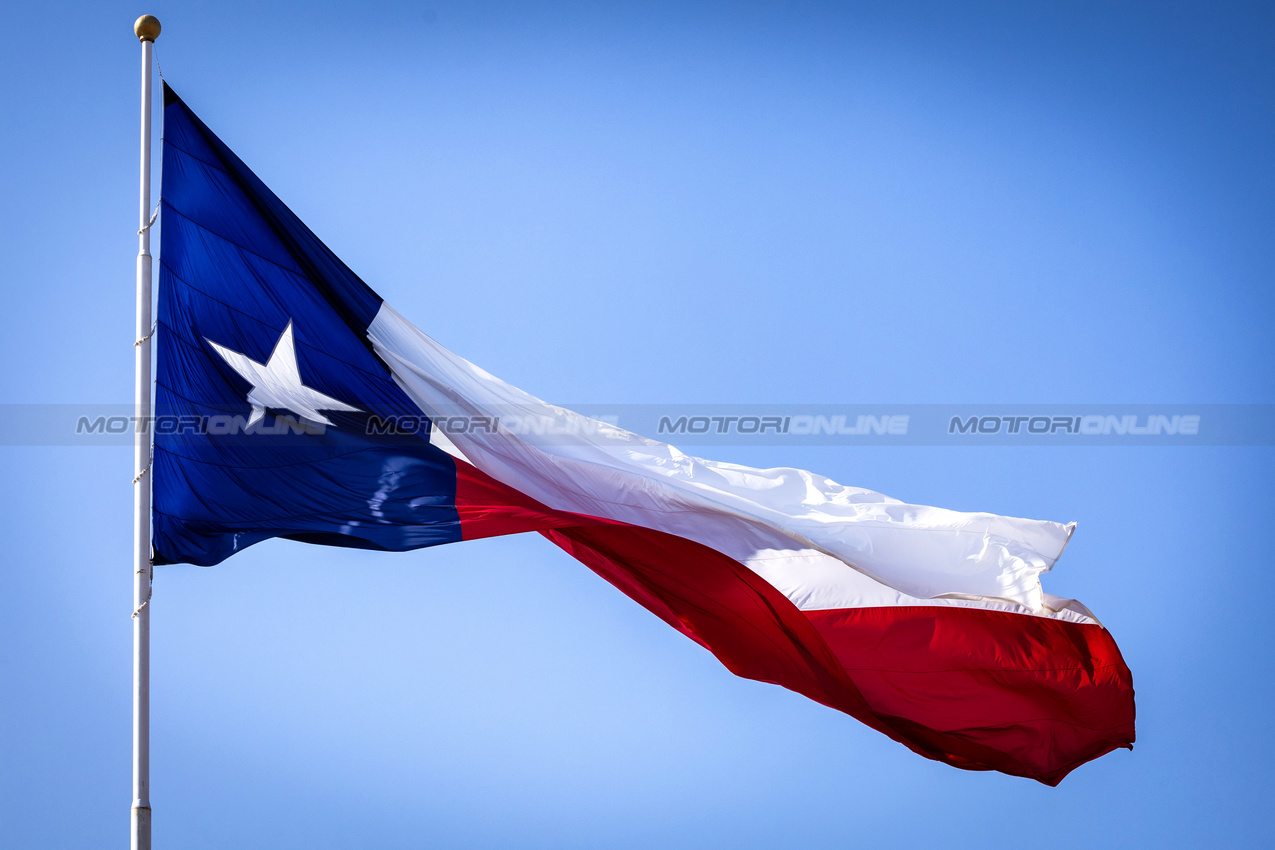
[2,1,1273,847]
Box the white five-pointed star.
[207,321,361,427]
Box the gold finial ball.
[134,14,161,42]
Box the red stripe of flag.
[452,459,1135,784]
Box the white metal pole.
[132,14,160,850]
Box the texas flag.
[154,82,1134,785]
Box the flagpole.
[132,14,160,850]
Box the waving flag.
[154,82,1134,785]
